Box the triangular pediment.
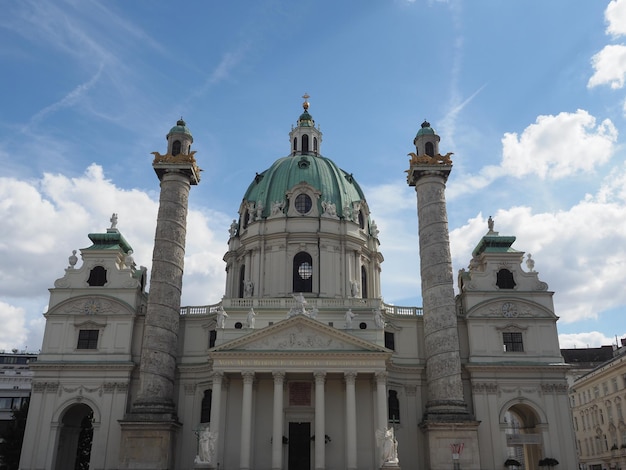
[210,315,389,353]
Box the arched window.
[361,266,368,299]
[358,211,365,229]
[496,269,516,289]
[239,266,246,298]
[293,252,313,293]
[425,142,434,157]
[87,266,107,286]
[200,389,212,423]
[388,390,400,423]
[172,140,182,156]
[313,137,318,153]
[293,137,297,152]
[302,134,309,153]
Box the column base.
[118,418,181,469]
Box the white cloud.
[0,302,28,351]
[500,110,617,179]
[588,44,626,89]
[449,110,617,198]
[606,0,626,37]
[559,331,625,349]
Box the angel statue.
[194,427,218,464]
[375,427,399,465]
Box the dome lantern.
[290,93,322,156]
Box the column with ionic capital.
[271,371,285,470]
[344,371,358,470]
[314,371,326,470]
[240,371,255,470]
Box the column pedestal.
[118,420,181,470]
[420,421,480,470]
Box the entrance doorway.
[54,403,93,470]
[288,422,311,470]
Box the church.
[19,98,577,470]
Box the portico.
[208,315,392,470]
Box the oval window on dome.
[298,262,312,280]
[295,194,312,214]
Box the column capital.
[242,371,255,384]
[272,370,286,383]
[211,371,224,382]
[374,371,388,383]
[344,371,357,384]
[314,371,327,383]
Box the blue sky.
[1,0,626,351]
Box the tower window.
[293,252,313,292]
[87,266,107,287]
[238,266,246,298]
[388,390,400,423]
[172,140,182,156]
[293,137,297,152]
[496,269,516,289]
[302,134,309,153]
[503,332,524,352]
[361,266,368,299]
[384,331,395,350]
[295,194,312,214]
[313,137,318,153]
[77,330,99,350]
[200,389,212,423]
[425,142,434,157]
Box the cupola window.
[313,137,318,153]
[425,142,434,157]
[302,134,309,153]
[496,269,516,289]
[295,194,312,214]
[172,140,181,156]
[293,137,297,152]
[293,252,313,292]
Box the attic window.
[87,266,107,287]
[255,173,264,184]
[496,269,516,289]
[345,173,354,184]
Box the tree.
[0,400,29,470]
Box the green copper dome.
[298,110,315,127]
[415,120,435,137]
[243,154,366,219]
[167,118,193,139]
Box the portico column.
[345,371,358,470]
[314,371,326,470]
[271,371,285,470]
[210,372,224,442]
[375,371,388,431]
[240,371,255,470]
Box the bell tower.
[119,119,201,469]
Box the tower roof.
[415,120,436,137]
[167,118,193,140]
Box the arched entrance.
[54,403,94,470]
[504,403,543,470]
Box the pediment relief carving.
[213,316,387,353]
